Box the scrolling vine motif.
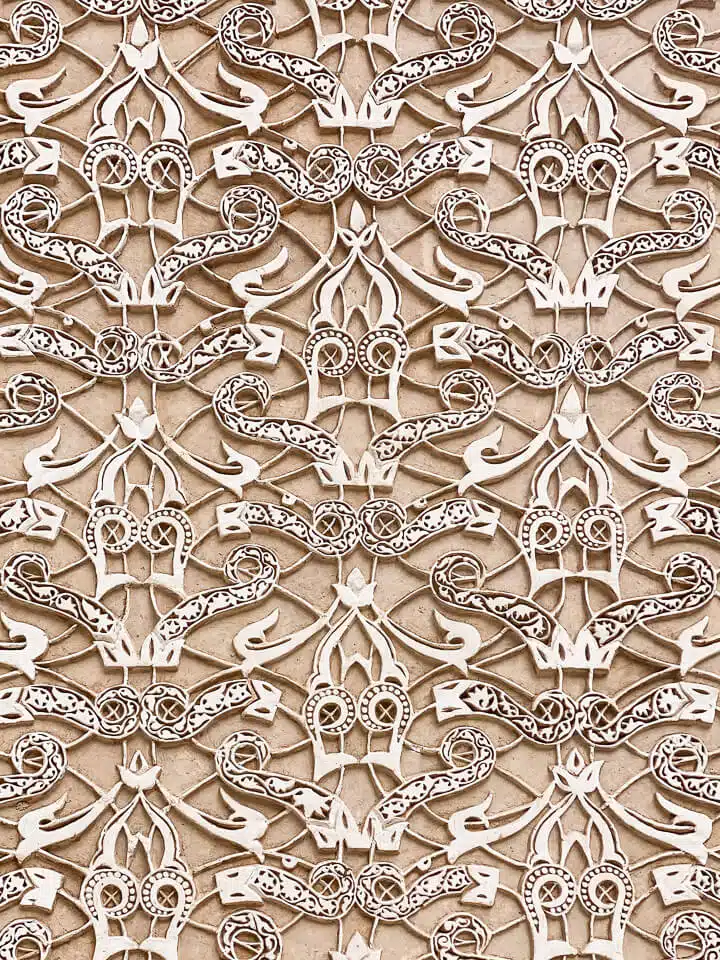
[0,0,719,957]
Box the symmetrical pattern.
[1,0,720,957]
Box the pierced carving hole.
[227,198,261,232]
[144,519,177,552]
[17,198,53,231]
[536,156,567,190]
[374,697,397,725]
[100,884,125,910]
[96,155,132,188]
[448,740,476,766]
[228,386,263,412]
[145,337,182,370]
[666,385,698,410]
[14,12,46,42]
[535,520,563,549]
[314,874,342,898]
[668,562,699,590]
[227,554,263,584]
[582,158,616,194]
[666,20,700,48]
[307,156,336,184]
[452,931,483,955]
[17,557,46,581]
[451,199,485,232]
[370,509,403,539]
[11,380,48,410]
[229,742,263,770]
[535,696,564,723]
[447,559,484,590]
[318,342,345,369]
[155,697,185,723]
[98,332,130,362]
[19,747,46,773]
[373,876,403,903]
[368,154,401,183]
[444,380,479,411]
[319,702,342,725]
[156,884,180,910]
[671,746,703,769]
[583,341,612,370]
[14,938,44,960]
[538,879,565,906]
[365,341,395,373]
[593,878,619,909]
[227,931,264,960]
[532,339,562,371]
[446,16,478,46]
[146,156,184,193]
[102,519,130,549]
[666,200,699,228]
[316,514,343,538]
[586,518,612,547]
[97,700,129,725]
[674,931,704,960]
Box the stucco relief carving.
[0,0,719,956]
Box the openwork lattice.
[0,0,720,956]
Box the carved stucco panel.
[0,0,719,957]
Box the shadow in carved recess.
[0,0,720,957]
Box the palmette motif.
[1,0,720,957]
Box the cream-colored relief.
[0,0,719,957]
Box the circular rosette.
[95,686,142,738]
[304,686,357,736]
[82,141,138,191]
[1,373,60,433]
[140,142,194,194]
[578,863,633,917]
[431,913,490,960]
[81,867,139,921]
[84,505,139,555]
[520,508,572,555]
[303,328,356,378]
[0,919,52,960]
[358,683,412,732]
[522,864,577,918]
[518,139,575,193]
[574,506,625,553]
[140,868,195,918]
[218,910,282,960]
[357,329,408,376]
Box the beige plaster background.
[0,0,720,956]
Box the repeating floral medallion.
[0,0,720,956]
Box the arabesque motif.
[0,0,719,956]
